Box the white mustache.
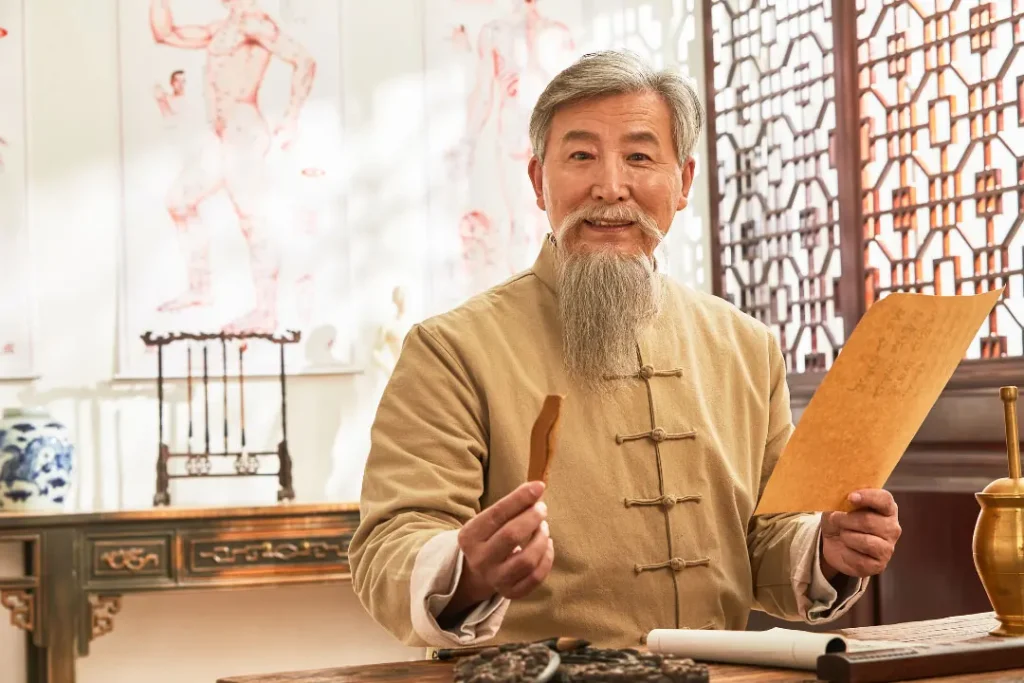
[560,204,663,243]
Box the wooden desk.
[0,503,360,683]
[217,613,1024,683]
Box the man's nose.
[590,159,630,203]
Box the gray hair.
[529,50,705,166]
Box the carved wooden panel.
[181,528,352,580]
[707,0,844,373]
[89,594,121,641]
[0,588,33,632]
[858,0,1024,358]
[89,536,171,582]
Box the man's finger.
[838,529,892,562]
[475,501,547,570]
[849,489,897,516]
[821,511,844,536]
[493,521,550,594]
[836,544,886,577]
[461,481,545,544]
[833,510,899,539]
[506,536,555,599]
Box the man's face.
[171,73,185,95]
[528,90,695,256]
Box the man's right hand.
[442,481,554,618]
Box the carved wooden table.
[218,661,1024,683]
[217,613,1024,683]
[0,503,359,683]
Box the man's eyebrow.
[622,130,660,145]
[559,130,661,145]
[560,129,600,143]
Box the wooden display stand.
[141,330,301,507]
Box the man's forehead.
[548,91,671,133]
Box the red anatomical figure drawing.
[459,209,495,273]
[0,6,35,381]
[424,0,582,315]
[153,68,188,120]
[454,0,575,273]
[0,25,6,174]
[450,24,472,51]
[148,0,316,334]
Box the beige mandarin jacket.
[349,236,866,649]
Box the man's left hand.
[821,489,901,580]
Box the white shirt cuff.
[805,526,865,620]
[409,529,510,647]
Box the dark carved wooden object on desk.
[821,613,1024,682]
[450,641,709,683]
[141,329,301,506]
[818,640,1024,683]
[0,502,359,683]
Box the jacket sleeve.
[410,529,510,646]
[348,322,494,646]
[746,329,869,623]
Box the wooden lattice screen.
[703,0,1024,393]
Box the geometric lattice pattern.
[707,0,844,374]
[859,0,1024,358]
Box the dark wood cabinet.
[0,503,359,683]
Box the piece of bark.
[528,395,564,484]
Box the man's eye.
[570,152,593,160]
[628,153,652,161]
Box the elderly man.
[349,50,901,649]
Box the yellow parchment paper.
[753,288,1003,515]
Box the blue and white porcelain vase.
[0,407,74,511]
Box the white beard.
[555,243,663,389]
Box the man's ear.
[676,158,696,211]
[528,156,545,211]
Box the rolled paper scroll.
[646,627,915,671]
